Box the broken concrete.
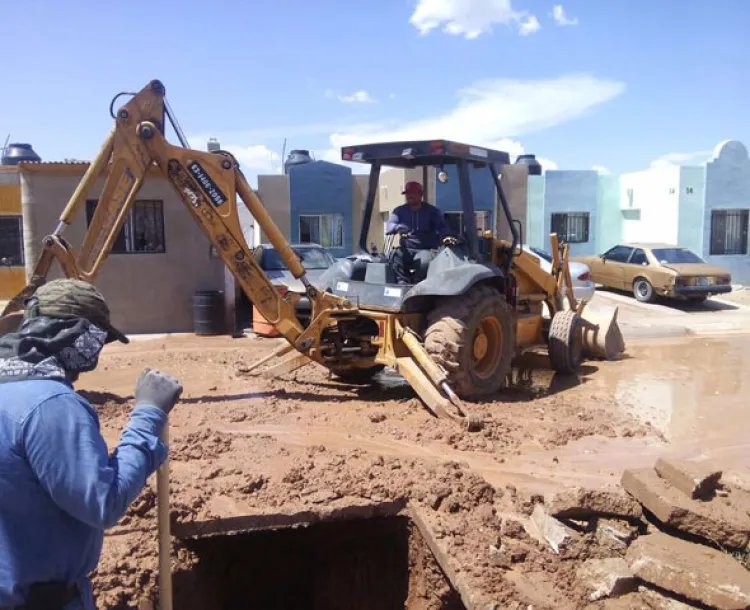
[576,558,636,601]
[530,503,580,555]
[595,518,638,552]
[638,586,702,610]
[545,486,643,521]
[488,540,529,569]
[655,457,723,500]
[622,468,750,549]
[627,532,750,610]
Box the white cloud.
[410,0,540,39]
[327,89,377,104]
[592,165,611,174]
[649,149,712,169]
[327,75,625,153]
[519,15,541,36]
[224,144,280,172]
[389,93,397,100]
[550,5,579,26]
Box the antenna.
[1,134,9,157]
[280,138,287,174]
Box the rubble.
[530,503,580,555]
[654,457,723,500]
[627,532,750,610]
[622,468,750,549]
[638,586,702,610]
[576,558,636,601]
[594,517,639,552]
[545,486,642,521]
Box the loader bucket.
[580,305,625,360]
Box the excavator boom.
[0,80,353,354]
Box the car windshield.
[529,247,552,263]
[651,248,704,264]
[263,247,335,271]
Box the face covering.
[0,316,108,384]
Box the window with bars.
[710,209,749,255]
[299,214,344,248]
[550,212,590,244]
[85,199,166,254]
[0,216,24,266]
[443,211,491,235]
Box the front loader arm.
[0,79,351,353]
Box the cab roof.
[341,140,511,168]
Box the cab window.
[629,249,648,265]
[602,245,633,263]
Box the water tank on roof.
[1,142,41,165]
[207,137,221,152]
[284,149,313,174]
[515,154,542,176]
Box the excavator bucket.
[579,303,625,361]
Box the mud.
[79,333,750,608]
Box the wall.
[497,164,528,243]
[434,164,496,228]
[702,140,750,283]
[596,174,622,254]
[543,170,599,256]
[19,166,224,334]
[288,161,352,258]
[619,167,681,245]
[256,174,291,245]
[526,175,545,250]
[677,166,706,254]
[0,168,26,298]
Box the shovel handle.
[157,424,173,610]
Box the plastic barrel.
[193,290,224,336]
[252,286,287,338]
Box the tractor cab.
[317,140,521,312]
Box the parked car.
[255,243,337,325]
[575,243,732,303]
[527,246,596,304]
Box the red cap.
[402,181,423,195]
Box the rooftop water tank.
[284,149,313,174]
[2,142,41,165]
[515,154,542,176]
[207,137,221,152]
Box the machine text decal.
[384,287,402,297]
[336,281,349,291]
[188,161,228,208]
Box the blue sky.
[0,0,747,183]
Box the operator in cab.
[385,181,457,284]
[0,279,183,610]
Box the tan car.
[575,243,732,303]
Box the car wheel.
[633,277,655,303]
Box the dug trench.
[171,515,465,610]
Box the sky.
[0,0,748,185]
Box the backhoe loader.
[0,79,623,430]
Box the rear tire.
[424,284,515,398]
[633,277,655,303]
[330,365,385,385]
[548,310,583,374]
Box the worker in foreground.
[0,279,182,610]
[385,181,455,284]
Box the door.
[598,245,634,289]
[622,248,649,290]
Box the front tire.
[548,310,583,374]
[424,284,515,398]
[633,277,655,303]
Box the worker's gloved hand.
[442,236,459,246]
[134,368,183,415]
[398,227,413,236]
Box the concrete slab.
[577,558,637,601]
[544,487,642,521]
[530,503,581,555]
[654,457,723,499]
[627,532,750,610]
[621,468,750,549]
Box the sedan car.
[575,243,732,303]
[527,246,596,304]
[255,243,337,325]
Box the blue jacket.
[385,202,448,250]
[0,379,167,609]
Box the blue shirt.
[0,379,167,609]
[385,202,448,250]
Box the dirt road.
[78,332,750,608]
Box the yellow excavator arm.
[0,79,352,354]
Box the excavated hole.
[172,516,467,610]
